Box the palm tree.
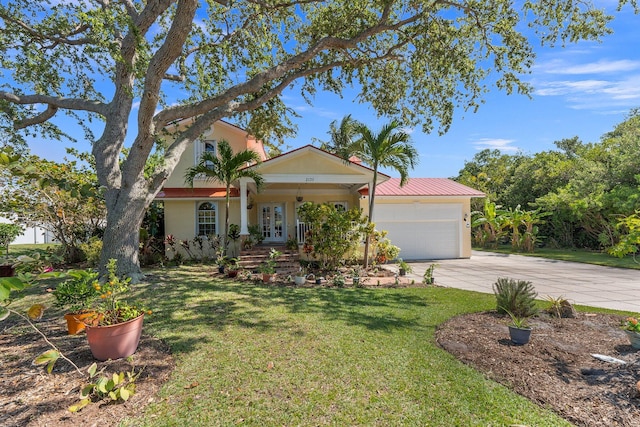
[185,139,264,250]
[319,114,360,161]
[351,120,419,266]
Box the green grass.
[100,265,571,426]
[475,246,640,270]
[8,243,61,258]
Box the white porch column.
[239,178,249,235]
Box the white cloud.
[292,104,339,119]
[538,59,640,75]
[472,138,519,152]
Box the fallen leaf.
[184,382,199,389]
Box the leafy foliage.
[0,222,22,256]
[52,269,100,313]
[0,149,104,263]
[68,363,140,413]
[493,277,538,318]
[298,202,370,271]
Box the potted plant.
[0,223,23,277]
[622,317,640,349]
[52,269,100,335]
[226,257,240,278]
[259,248,281,283]
[84,259,147,361]
[422,263,437,285]
[397,258,412,276]
[293,267,307,286]
[504,309,532,345]
[351,266,365,286]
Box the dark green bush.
[492,277,538,318]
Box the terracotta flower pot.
[262,273,275,283]
[227,269,239,278]
[64,311,97,335]
[85,314,144,361]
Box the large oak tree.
[0,0,630,277]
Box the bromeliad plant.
[623,317,640,333]
[91,259,147,326]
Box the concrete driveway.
[402,251,640,313]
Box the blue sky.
[26,3,639,180]
[279,3,640,178]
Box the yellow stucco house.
[157,119,484,260]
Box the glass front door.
[259,203,285,242]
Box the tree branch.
[0,91,108,124]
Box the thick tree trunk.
[99,193,149,282]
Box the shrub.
[493,277,538,318]
[79,237,102,267]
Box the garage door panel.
[375,203,462,260]
[377,220,459,260]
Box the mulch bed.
[437,311,640,426]
[0,316,174,427]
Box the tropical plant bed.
[0,317,175,427]
[437,311,640,426]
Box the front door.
[259,203,285,243]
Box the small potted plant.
[52,269,100,335]
[84,259,148,361]
[622,317,640,349]
[293,267,307,286]
[397,258,412,276]
[504,309,532,345]
[226,257,240,278]
[259,248,281,283]
[422,263,437,285]
[351,266,365,286]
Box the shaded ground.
[0,316,174,427]
[437,311,640,426]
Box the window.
[203,141,216,170]
[331,202,348,212]
[197,202,217,236]
[194,139,217,165]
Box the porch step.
[237,245,300,273]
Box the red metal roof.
[156,187,239,199]
[359,178,485,197]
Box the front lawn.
[114,266,570,426]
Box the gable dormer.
[163,120,267,188]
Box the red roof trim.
[156,187,239,199]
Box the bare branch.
[14,104,58,129]
[0,91,108,117]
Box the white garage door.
[375,203,461,260]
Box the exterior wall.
[163,122,261,188]
[258,150,365,176]
[251,191,361,242]
[361,196,473,258]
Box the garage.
[375,203,462,260]
[363,178,485,260]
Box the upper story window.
[194,139,217,165]
[197,201,217,236]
